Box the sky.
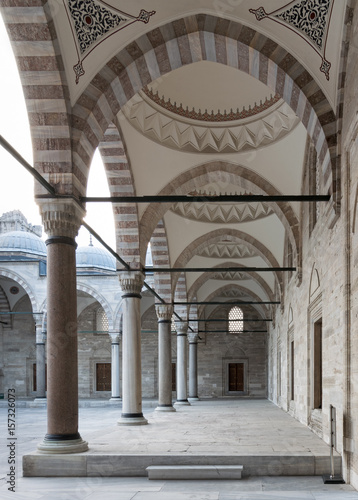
[0,15,116,250]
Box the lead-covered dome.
[76,245,116,271]
[0,230,46,256]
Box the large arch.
[76,283,114,330]
[171,228,283,298]
[70,14,338,197]
[139,161,301,266]
[0,268,39,313]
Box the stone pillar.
[188,332,200,401]
[33,313,46,400]
[117,271,147,425]
[155,304,176,412]
[109,331,121,402]
[37,200,88,454]
[174,321,190,406]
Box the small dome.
[0,230,46,256]
[76,245,116,271]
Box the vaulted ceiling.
[1,0,350,319]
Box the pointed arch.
[71,14,338,202]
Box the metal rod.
[145,267,295,273]
[1,137,193,330]
[188,318,272,322]
[0,135,56,195]
[197,330,267,333]
[82,221,130,271]
[81,195,331,203]
[167,301,280,305]
[0,312,41,315]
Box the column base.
[32,398,47,407]
[174,399,191,406]
[155,405,176,412]
[117,413,148,426]
[188,397,200,402]
[109,397,122,403]
[37,436,88,454]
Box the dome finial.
[89,234,93,247]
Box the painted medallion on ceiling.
[249,0,334,80]
[64,0,155,83]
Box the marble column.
[155,304,176,412]
[37,200,88,454]
[174,321,190,406]
[117,271,147,425]
[109,331,121,402]
[33,313,46,400]
[188,332,200,402]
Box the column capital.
[155,304,173,322]
[188,332,199,343]
[109,331,121,343]
[36,330,47,344]
[38,199,86,239]
[175,321,188,335]
[32,312,43,327]
[118,270,144,297]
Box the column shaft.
[188,340,199,401]
[36,341,46,399]
[175,322,190,406]
[156,316,175,412]
[110,340,121,400]
[118,272,147,425]
[37,200,88,454]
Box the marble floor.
[1,399,358,499]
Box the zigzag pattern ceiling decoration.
[171,201,274,224]
[64,0,155,83]
[249,0,334,80]
[212,272,250,281]
[198,243,257,259]
[122,93,300,153]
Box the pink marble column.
[37,200,88,454]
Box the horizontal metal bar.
[0,311,41,315]
[197,330,267,333]
[0,135,56,195]
[168,301,280,305]
[82,221,130,271]
[188,318,272,322]
[144,267,295,273]
[81,195,330,203]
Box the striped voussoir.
[98,123,140,265]
[150,219,172,303]
[0,1,79,197]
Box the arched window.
[228,306,244,333]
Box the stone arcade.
[1,0,358,487]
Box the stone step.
[146,465,243,480]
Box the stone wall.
[267,5,358,487]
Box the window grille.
[96,308,109,333]
[228,306,244,333]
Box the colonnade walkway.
[1,399,358,499]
